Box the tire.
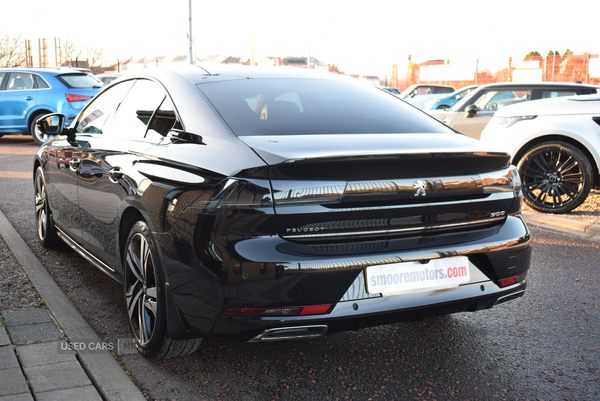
[517,141,593,214]
[436,105,449,110]
[34,167,60,248]
[123,221,202,359]
[30,112,49,145]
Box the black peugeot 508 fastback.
[34,65,531,359]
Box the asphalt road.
[1,135,599,400]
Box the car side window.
[146,96,183,139]
[7,73,34,90]
[541,90,577,99]
[0,72,5,89]
[104,79,167,142]
[76,80,134,135]
[473,89,532,111]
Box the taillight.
[66,94,91,102]
[481,165,522,194]
[271,180,346,206]
[499,272,528,288]
[223,304,332,316]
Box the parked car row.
[428,82,598,140]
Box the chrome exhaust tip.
[493,289,525,307]
[249,325,328,342]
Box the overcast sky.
[5,0,600,78]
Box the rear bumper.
[161,214,531,341]
[222,279,527,342]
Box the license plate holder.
[365,256,470,296]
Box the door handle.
[69,157,81,172]
[108,167,123,183]
[24,96,33,101]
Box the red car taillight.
[66,94,91,102]
[223,304,333,317]
[499,272,528,288]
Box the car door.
[48,79,134,244]
[0,72,38,131]
[76,78,169,269]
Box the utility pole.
[189,0,193,65]
[307,33,311,69]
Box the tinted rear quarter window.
[198,78,451,136]
[34,75,50,89]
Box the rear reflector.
[223,304,332,317]
[66,94,91,102]
[499,272,527,288]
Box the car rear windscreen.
[57,73,102,89]
[197,78,452,136]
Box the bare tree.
[85,45,106,73]
[59,38,106,73]
[59,38,85,66]
[0,32,26,67]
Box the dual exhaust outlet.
[249,325,328,342]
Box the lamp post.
[189,0,193,65]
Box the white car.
[400,84,454,109]
[480,94,600,213]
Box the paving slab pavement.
[0,209,146,401]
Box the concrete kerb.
[521,210,600,237]
[0,210,145,401]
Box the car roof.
[114,65,357,86]
[476,81,599,89]
[0,67,89,76]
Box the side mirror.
[465,105,478,118]
[37,113,66,136]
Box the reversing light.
[66,94,91,102]
[499,272,528,288]
[223,304,332,317]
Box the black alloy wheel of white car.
[517,141,593,214]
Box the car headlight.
[487,116,536,129]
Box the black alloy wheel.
[518,141,593,214]
[123,221,202,359]
[34,167,60,248]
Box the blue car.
[424,85,479,111]
[0,68,102,144]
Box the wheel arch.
[118,206,199,342]
[512,134,600,189]
[28,109,53,132]
[118,207,146,273]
